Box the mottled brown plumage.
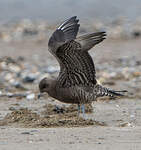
[39,16,127,116]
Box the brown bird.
[39,16,127,117]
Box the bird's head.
[39,77,53,93]
[38,77,56,98]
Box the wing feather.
[48,17,106,87]
[48,16,80,51]
[76,32,106,51]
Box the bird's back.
[56,40,97,88]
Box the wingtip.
[99,31,107,37]
[67,16,78,22]
[102,37,106,40]
[70,16,79,24]
[71,16,77,19]
[101,31,107,36]
[58,16,79,30]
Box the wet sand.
[1,126,141,150]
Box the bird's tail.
[95,84,127,98]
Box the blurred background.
[0,0,141,42]
[0,0,141,22]
[0,0,141,128]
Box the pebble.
[9,64,21,73]
[46,66,60,74]
[6,92,14,97]
[22,74,37,83]
[53,105,65,114]
[9,107,16,111]
[10,80,23,88]
[21,132,33,135]
[26,93,35,100]
[6,93,26,98]
[30,130,38,133]
[4,73,13,81]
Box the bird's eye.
[42,84,47,89]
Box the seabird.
[39,16,127,117]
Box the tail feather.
[96,84,127,98]
[108,89,127,97]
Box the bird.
[39,16,127,117]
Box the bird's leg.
[81,104,85,119]
[77,104,81,117]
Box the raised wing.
[48,16,80,53]
[56,40,97,87]
[48,16,106,87]
[75,32,106,51]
